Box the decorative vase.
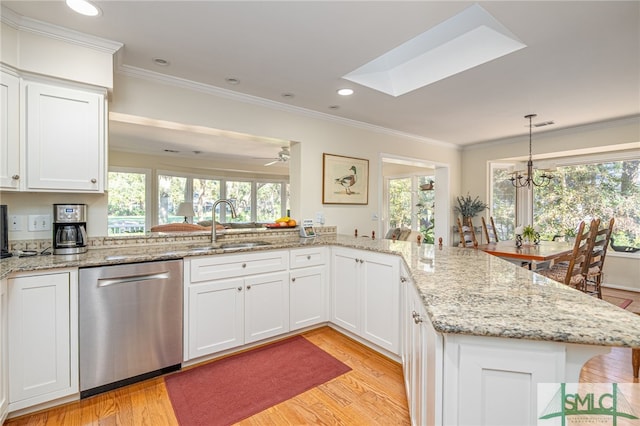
[515,234,523,248]
[534,232,540,245]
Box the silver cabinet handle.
[307,255,311,260]
[242,263,247,268]
[12,175,19,180]
[359,259,364,264]
[413,316,423,324]
[400,276,407,283]
[91,178,97,183]
[237,287,242,291]
[354,258,359,263]
[246,285,251,290]
[291,277,296,283]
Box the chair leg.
[633,348,640,379]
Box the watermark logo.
[538,383,639,425]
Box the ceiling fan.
[256,146,290,166]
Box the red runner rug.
[165,335,351,426]
[603,295,633,310]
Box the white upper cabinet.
[23,79,106,192]
[0,70,20,190]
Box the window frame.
[107,166,152,234]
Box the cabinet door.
[0,279,7,424]
[8,271,77,409]
[188,278,244,359]
[290,266,326,331]
[244,271,289,343]
[331,248,360,334]
[0,70,20,190]
[361,252,400,354]
[24,81,104,192]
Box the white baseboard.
[602,283,640,293]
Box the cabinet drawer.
[190,250,289,283]
[289,247,326,269]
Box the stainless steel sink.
[220,241,271,251]
[187,241,271,253]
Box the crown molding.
[1,5,122,54]
[116,63,458,150]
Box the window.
[225,180,252,222]
[490,164,517,241]
[533,159,640,245]
[388,178,412,229]
[193,178,220,223]
[107,169,150,235]
[491,156,640,246]
[256,182,283,223]
[158,172,288,225]
[109,168,288,230]
[158,174,187,224]
[387,175,435,242]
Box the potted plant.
[454,194,488,219]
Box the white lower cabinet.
[7,269,78,412]
[403,275,443,426]
[289,247,327,331]
[289,266,326,331]
[0,278,8,423]
[331,247,400,355]
[185,251,290,360]
[244,271,290,343]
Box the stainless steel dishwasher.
[79,259,183,398]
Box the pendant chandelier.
[509,114,554,188]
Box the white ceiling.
[3,1,639,164]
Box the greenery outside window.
[533,159,639,245]
[158,174,187,224]
[490,164,517,241]
[107,168,150,235]
[387,175,435,243]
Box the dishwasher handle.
[97,271,171,287]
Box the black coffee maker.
[53,204,88,255]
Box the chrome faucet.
[211,199,237,243]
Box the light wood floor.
[6,288,639,426]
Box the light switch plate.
[28,214,51,232]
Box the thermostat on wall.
[300,219,316,238]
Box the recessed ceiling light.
[65,0,101,16]
[329,105,340,110]
[337,88,354,96]
[164,149,179,153]
[225,77,240,85]
[153,57,170,66]
[281,93,295,99]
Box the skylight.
[342,4,526,97]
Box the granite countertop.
[2,233,639,348]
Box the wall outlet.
[371,212,379,221]
[28,214,51,232]
[10,215,23,231]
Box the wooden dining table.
[477,240,575,269]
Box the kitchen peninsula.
[2,229,639,425]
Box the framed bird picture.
[322,153,369,205]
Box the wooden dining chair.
[481,216,499,243]
[457,217,478,248]
[537,220,597,290]
[582,218,615,299]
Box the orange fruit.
[288,219,297,226]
